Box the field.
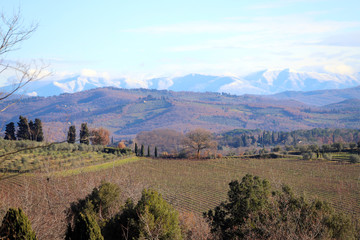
[0,154,359,239]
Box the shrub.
[302,152,315,160]
[349,154,360,164]
[323,153,332,161]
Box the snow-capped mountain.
[2,69,360,97]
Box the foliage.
[66,212,103,240]
[323,153,332,161]
[0,207,37,240]
[302,151,315,160]
[136,189,183,240]
[67,125,76,144]
[204,174,358,239]
[16,116,31,140]
[34,118,44,142]
[90,128,110,146]
[349,154,360,164]
[80,123,90,145]
[204,174,270,239]
[140,144,144,157]
[4,122,16,140]
[67,181,121,223]
[219,128,360,148]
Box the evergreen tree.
[140,144,144,157]
[136,189,182,240]
[16,116,31,140]
[147,145,150,157]
[67,125,76,144]
[154,146,158,158]
[66,213,103,240]
[0,207,37,240]
[34,118,44,142]
[4,122,16,140]
[80,123,90,145]
[135,143,138,156]
[29,120,35,140]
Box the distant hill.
[1,87,359,142]
[269,85,360,106]
[3,69,359,97]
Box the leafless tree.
[183,128,217,159]
[0,9,49,112]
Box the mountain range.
[1,85,359,141]
[5,69,360,104]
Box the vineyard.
[0,155,359,239]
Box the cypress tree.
[135,143,138,156]
[80,123,90,145]
[154,146,158,158]
[0,207,37,240]
[140,144,144,157]
[147,145,150,157]
[35,118,44,142]
[16,116,31,140]
[29,120,35,140]
[67,125,76,144]
[4,122,16,140]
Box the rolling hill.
[1,87,359,142]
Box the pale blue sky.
[2,0,360,82]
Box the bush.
[302,152,315,160]
[349,154,360,164]
[323,153,332,161]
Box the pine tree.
[80,123,90,145]
[147,145,150,157]
[0,208,37,240]
[67,125,76,144]
[35,118,44,142]
[135,143,138,156]
[154,146,158,158]
[66,213,103,240]
[140,144,144,157]
[16,116,31,140]
[4,122,16,140]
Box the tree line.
[218,128,360,148]
[3,116,44,142]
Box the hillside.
[269,85,360,106]
[1,87,359,141]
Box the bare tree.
[90,127,110,146]
[0,9,49,178]
[0,9,49,111]
[183,128,217,159]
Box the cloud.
[324,64,355,75]
[26,91,38,97]
[81,69,98,77]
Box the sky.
[1,0,360,82]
